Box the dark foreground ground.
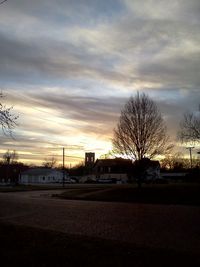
[1,182,200,206]
[1,222,200,267]
[1,184,200,266]
[55,183,200,206]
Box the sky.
[0,0,200,166]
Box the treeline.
[160,153,200,171]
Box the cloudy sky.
[0,0,199,166]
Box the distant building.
[133,158,161,182]
[93,158,132,183]
[19,168,67,184]
[85,152,95,167]
[144,160,160,180]
[85,152,95,175]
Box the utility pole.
[62,147,65,187]
[186,146,194,168]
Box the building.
[144,160,160,180]
[0,162,28,185]
[19,168,66,184]
[133,158,161,182]
[85,152,95,174]
[93,158,132,183]
[85,152,95,167]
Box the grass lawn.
[1,222,200,267]
[55,183,200,206]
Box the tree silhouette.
[178,107,200,143]
[113,92,172,160]
[0,93,18,136]
[43,156,57,168]
[3,150,18,164]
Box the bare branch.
[0,92,18,136]
[43,156,57,168]
[178,108,200,143]
[3,150,18,164]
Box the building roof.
[21,168,62,176]
[94,158,132,167]
[134,158,160,168]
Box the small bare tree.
[178,107,200,143]
[160,152,185,170]
[43,156,57,168]
[3,150,18,164]
[2,150,19,183]
[0,93,18,136]
[113,92,172,160]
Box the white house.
[19,168,66,184]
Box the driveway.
[0,190,200,254]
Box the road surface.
[0,190,200,254]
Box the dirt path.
[0,190,200,254]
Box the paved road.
[0,190,200,254]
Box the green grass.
[1,222,199,267]
[55,183,200,206]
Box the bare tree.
[160,152,186,170]
[178,107,200,143]
[43,156,57,168]
[2,150,19,183]
[113,92,172,160]
[0,93,18,136]
[3,150,18,164]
